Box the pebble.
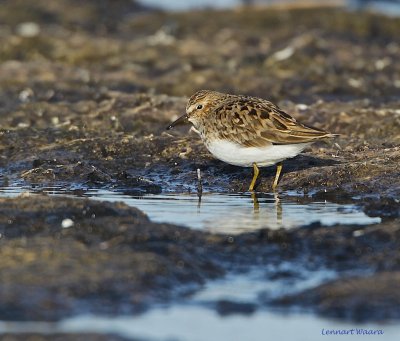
[61,218,74,228]
[16,22,40,38]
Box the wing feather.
[209,96,333,147]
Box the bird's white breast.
[205,139,311,167]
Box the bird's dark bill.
[166,114,189,130]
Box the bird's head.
[167,90,225,130]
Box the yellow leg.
[274,192,282,225]
[272,162,283,190]
[249,163,259,191]
[251,192,260,213]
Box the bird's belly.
[205,139,310,167]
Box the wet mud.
[0,195,399,323]
[0,0,400,329]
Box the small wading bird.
[167,90,337,191]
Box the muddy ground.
[0,0,400,338]
[1,196,400,322]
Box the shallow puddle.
[1,308,399,341]
[48,309,400,341]
[1,268,399,341]
[138,0,400,16]
[0,186,380,234]
[0,185,393,340]
[138,0,240,11]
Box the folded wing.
[210,96,335,147]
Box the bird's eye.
[196,104,203,110]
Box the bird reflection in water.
[196,168,203,211]
[196,169,283,229]
[251,191,282,227]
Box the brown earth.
[0,0,399,331]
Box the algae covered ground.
[0,0,399,339]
